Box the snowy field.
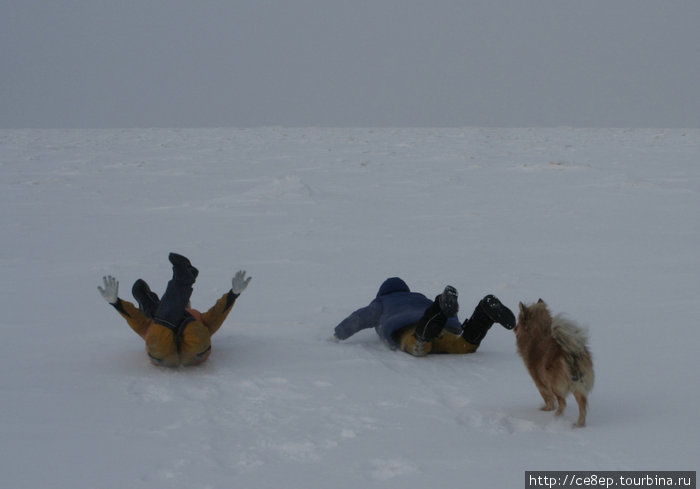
[1,127,698,488]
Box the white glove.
[98,275,119,304]
[231,270,252,295]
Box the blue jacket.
[334,277,462,348]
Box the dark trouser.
[153,264,196,331]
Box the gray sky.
[2,0,699,128]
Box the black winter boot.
[168,252,199,284]
[414,286,459,342]
[481,294,515,329]
[461,295,515,346]
[439,286,459,317]
[132,279,160,319]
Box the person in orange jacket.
[98,253,251,367]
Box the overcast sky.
[2,0,699,128]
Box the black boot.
[439,285,459,317]
[461,295,515,346]
[168,252,199,284]
[132,279,160,319]
[414,286,459,342]
[481,294,515,329]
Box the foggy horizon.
[2,1,699,129]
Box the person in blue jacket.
[333,277,515,356]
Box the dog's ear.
[519,301,525,311]
[537,298,544,304]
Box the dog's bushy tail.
[552,314,595,392]
[552,314,589,355]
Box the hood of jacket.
[376,277,410,298]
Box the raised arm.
[98,275,151,338]
[199,270,251,335]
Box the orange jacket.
[114,291,238,366]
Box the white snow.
[1,127,698,488]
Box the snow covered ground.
[1,127,698,488]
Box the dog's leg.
[537,385,557,411]
[573,391,588,427]
[554,393,567,416]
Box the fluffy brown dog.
[515,300,594,427]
